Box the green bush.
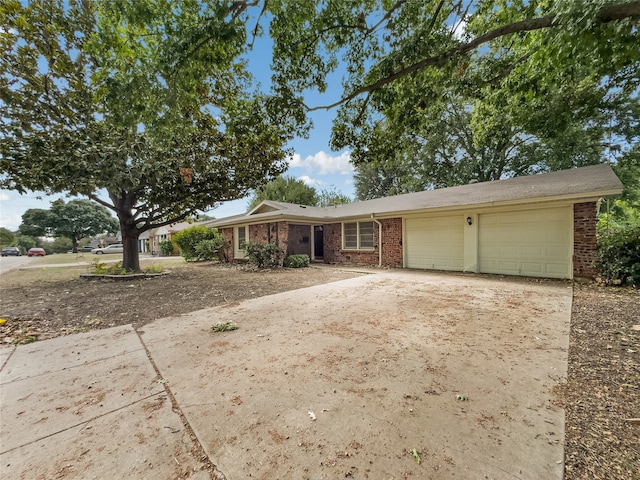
[242,241,284,268]
[194,237,226,261]
[596,225,640,285]
[159,239,174,256]
[284,254,310,268]
[173,226,223,261]
[144,264,164,274]
[91,259,127,275]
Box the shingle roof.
[208,164,623,227]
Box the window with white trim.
[237,226,247,250]
[343,221,374,250]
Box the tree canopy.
[0,227,16,248]
[247,176,353,210]
[19,199,118,251]
[2,0,638,271]
[0,0,303,271]
[247,176,319,210]
[262,1,639,197]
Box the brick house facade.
[207,165,622,280]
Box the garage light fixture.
[466,216,473,225]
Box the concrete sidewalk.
[1,271,572,479]
[0,327,210,479]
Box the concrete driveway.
[1,269,572,479]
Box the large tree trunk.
[119,219,141,272]
[112,191,141,272]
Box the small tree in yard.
[159,240,174,257]
[173,226,225,261]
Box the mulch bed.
[562,283,639,480]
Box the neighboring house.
[206,164,623,280]
[147,222,193,254]
[138,230,150,253]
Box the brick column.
[381,218,403,267]
[573,202,598,279]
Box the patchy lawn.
[0,262,364,342]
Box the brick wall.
[249,223,269,243]
[220,227,234,261]
[381,218,403,267]
[322,218,403,267]
[573,202,598,279]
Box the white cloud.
[288,150,354,175]
[452,19,467,40]
[0,192,10,202]
[0,212,23,231]
[299,175,324,186]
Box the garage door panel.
[406,216,463,271]
[499,245,519,257]
[521,262,543,274]
[522,246,544,257]
[547,263,570,275]
[479,207,571,279]
[547,245,568,257]
[498,261,518,273]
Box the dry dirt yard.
[0,262,638,479]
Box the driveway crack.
[134,327,227,480]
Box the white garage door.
[478,207,571,279]
[406,216,464,271]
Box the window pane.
[359,221,374,248]
[344,223,357,249]
[238,226,246,249]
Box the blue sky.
[0,25,354,231]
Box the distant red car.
[27,248,46,257]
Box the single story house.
[146,221,193,254]
[206,164,623,279]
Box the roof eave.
[210,187,623,228]
[363,189,624,219]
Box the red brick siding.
[381,218,403,267]
[249,223,269,243]
[573,202,598,279]
[322,218,403,267]
[222,224,291,261]
[277,222,289,252]
[220,227,234,261]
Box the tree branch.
[366,0,408,36]
[310,1,640,111]
[248,0,269,49]
[88,193,117,213]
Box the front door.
[314,226,324,258]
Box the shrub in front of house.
[284,254,310,268]
[595,225,640,285]
[159,239,174,256]
[173,226,223,261]
[194,237,227,261]
[242,241,284,268]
